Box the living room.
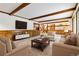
[0,3,79,56]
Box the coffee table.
[31,37,50,51]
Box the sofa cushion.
[64,34,77,46]
[76,34,79,47]
[64,35,71,45]
[65,35,71,40]
[0,36,12,53]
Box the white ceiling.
[34,11,73,22]
[15,3,76,19]
[0,3,76,22]
[0,3,21,13]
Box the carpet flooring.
[14,38,52,56]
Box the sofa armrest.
[5,45,29,56]
[0,41,6,56]
[52,43,79,56]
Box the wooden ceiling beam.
[38,16,71,22]
[9,3,30,15]
[0,11,29,19]
[29,7,75,20]
[42,20,69,24]
[55,25,69,27]
[72,3,78,17]
[74,3,78,9]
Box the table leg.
[40,45,44,51]
[31,41,33,47]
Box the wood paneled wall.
[0,30,40,40]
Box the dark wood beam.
[9,3,30,15]
[74,3,78,9]
[42,20,69,24]
[72,3,78,17]
[51,20,68,23]
[55,25,69,27]
[0,11,9,14]
[0,11,29,19]
[38,16,71,22]
[13,15,29,19]
[29,7,75,20]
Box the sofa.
[0,35,41,56]
[0,36,27,56]
[52,33,79,56]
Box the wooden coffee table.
[31,37,50,51]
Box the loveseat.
[52,33,79,56]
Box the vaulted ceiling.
[0,3,77,23]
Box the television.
[16,20,27,29]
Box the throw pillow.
[64,34,77,46]
[0,36,12,53]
